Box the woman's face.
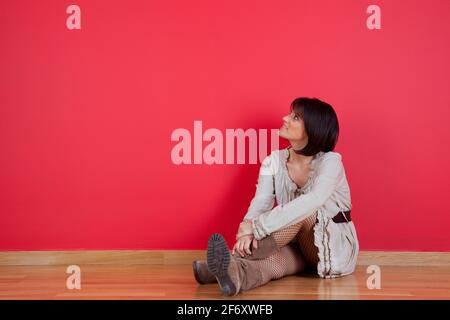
[279,110,308,144]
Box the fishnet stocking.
[271,211,319,267]
[241,212,320,290]
[241,243,306,286]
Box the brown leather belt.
[332,210,352,223]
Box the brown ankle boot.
[207,233,263,296]
[192,260,217,284]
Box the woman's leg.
[240,213,319,292]
[242,212,318,260]
[271,212,318,248]
[243,243,307,287]
[295,212,320,269]
[207,234,307,296]
[196,213,318,286]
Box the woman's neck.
[288,146,314,166]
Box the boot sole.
[207,233,237,296]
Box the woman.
[192,97,359,296]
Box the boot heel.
[192,260,217,284]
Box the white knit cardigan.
[244,146,359,279]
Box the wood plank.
[0,250,449,266]
[0,265,449,299]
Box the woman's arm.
[252,153,344,240]
[242,154,276,220]
[232,154,275,257]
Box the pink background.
[1,0,449,251]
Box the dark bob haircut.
[290,97,339,156]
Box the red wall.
[1,0,449,251]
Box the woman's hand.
[232,234,259,257]
[236,220,253,239]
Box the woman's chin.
[278,131,288,139]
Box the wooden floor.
[1,263,449,299]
